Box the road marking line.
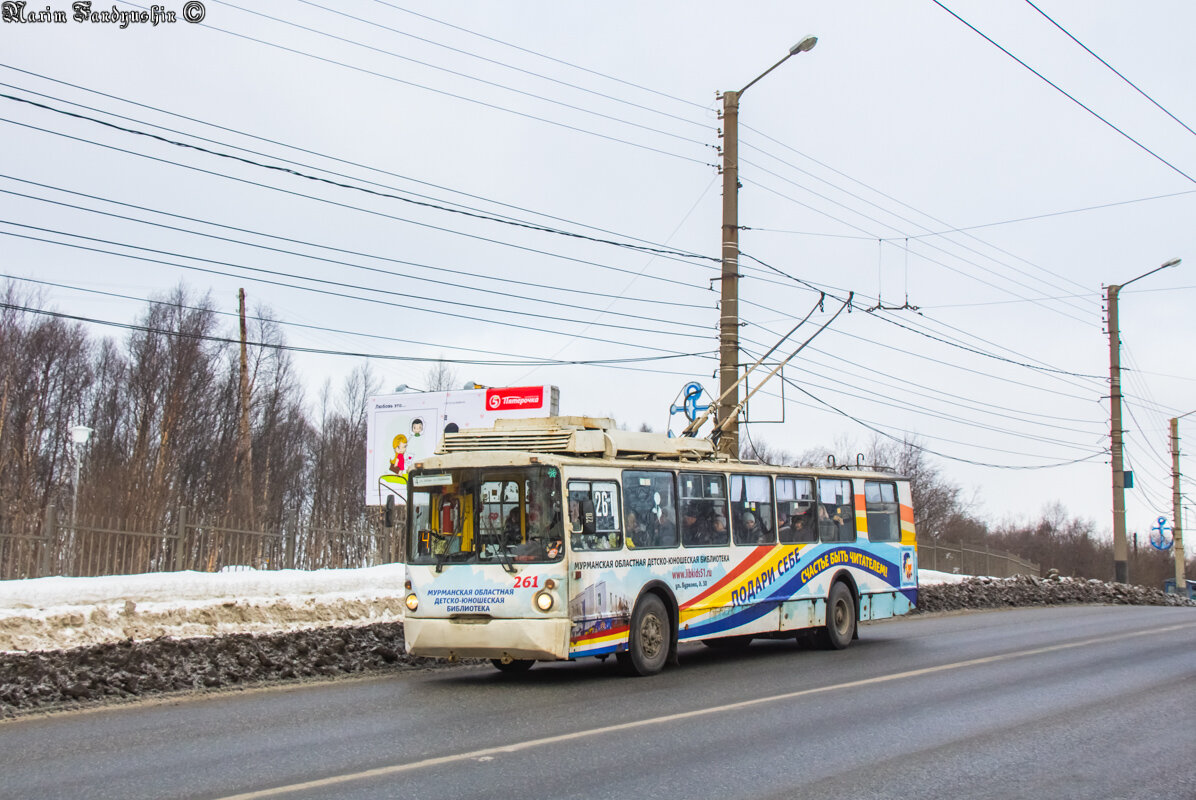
[210,620,1196,800]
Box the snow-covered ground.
[0,566,964,653]
[0,565,409,652]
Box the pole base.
[1114,560,1128,584]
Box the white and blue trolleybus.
[403,417,918,675]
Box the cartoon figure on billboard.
[411,418,424,438]
[376,431,411,504]
[389,434,410,480]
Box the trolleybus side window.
[731,474,775,545]
[679,472,729,547]
[777,477,817,544]
[818,478,856,543]
[568,480,622,551]
[621,471,678,549]
[865,480,900,542]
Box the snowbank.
[0,566,970,652]
[912,569,968,585]
[0,565,408,652]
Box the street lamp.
[717,35,818,458]
[70,424,92,531]
[1171,408,1196,596]
[1107,257,1181,582]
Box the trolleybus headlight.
[405,593,419,612]
[533,590,554,612]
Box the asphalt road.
[3,605,1194,800]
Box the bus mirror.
[385,495,395,528]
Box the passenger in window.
[657,507,677,546]
[796,503,818,536]
[626,511,647,548]
[681,504,701,544]
[740,512,769,544]
[820,501,851,541]
[711,513,728,544]
[503,507,522,546]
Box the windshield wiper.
[432,533,461,574]
[487,532,517,574]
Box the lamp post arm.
[739,52,794,96]
[1120,257,1182,290]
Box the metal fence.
[0,507,405,580]
[3,511,1038,582]
[917,539,1040,578]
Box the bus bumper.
[405,616,571,661]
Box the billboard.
[365,385,559,505]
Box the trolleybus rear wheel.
[624,594,669,676]
[819,581,856,650]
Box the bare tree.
[423,358,458,392]
[0,284,93,524]
[737,436,781,465]
[865,435,967,543]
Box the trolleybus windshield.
[407,466,564,566]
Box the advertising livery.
[402,417,918,676]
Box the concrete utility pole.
[236,288,255,524]
[717,35,817,458]
[718,88,741,458]
[1172,411,1196,595]
[1107,282,1127,582]
[1106,258,1180,583]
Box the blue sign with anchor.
[1150,516,1173,551]
[668,381,712,436]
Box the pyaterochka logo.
[1,1,206,26]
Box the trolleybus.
[402,416,918,675]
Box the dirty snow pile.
[0,566,969,654]
[0,565,408,653]
[915,572,1196,613]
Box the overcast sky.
[2,0,1193,543]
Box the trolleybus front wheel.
[622,594,670,676]
[819,581,856,650]
[491,658,535,673]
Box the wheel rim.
[832,597,851,636]
[640,612,664,659]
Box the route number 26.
[514,575,540,589]
[593,490,613,518]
